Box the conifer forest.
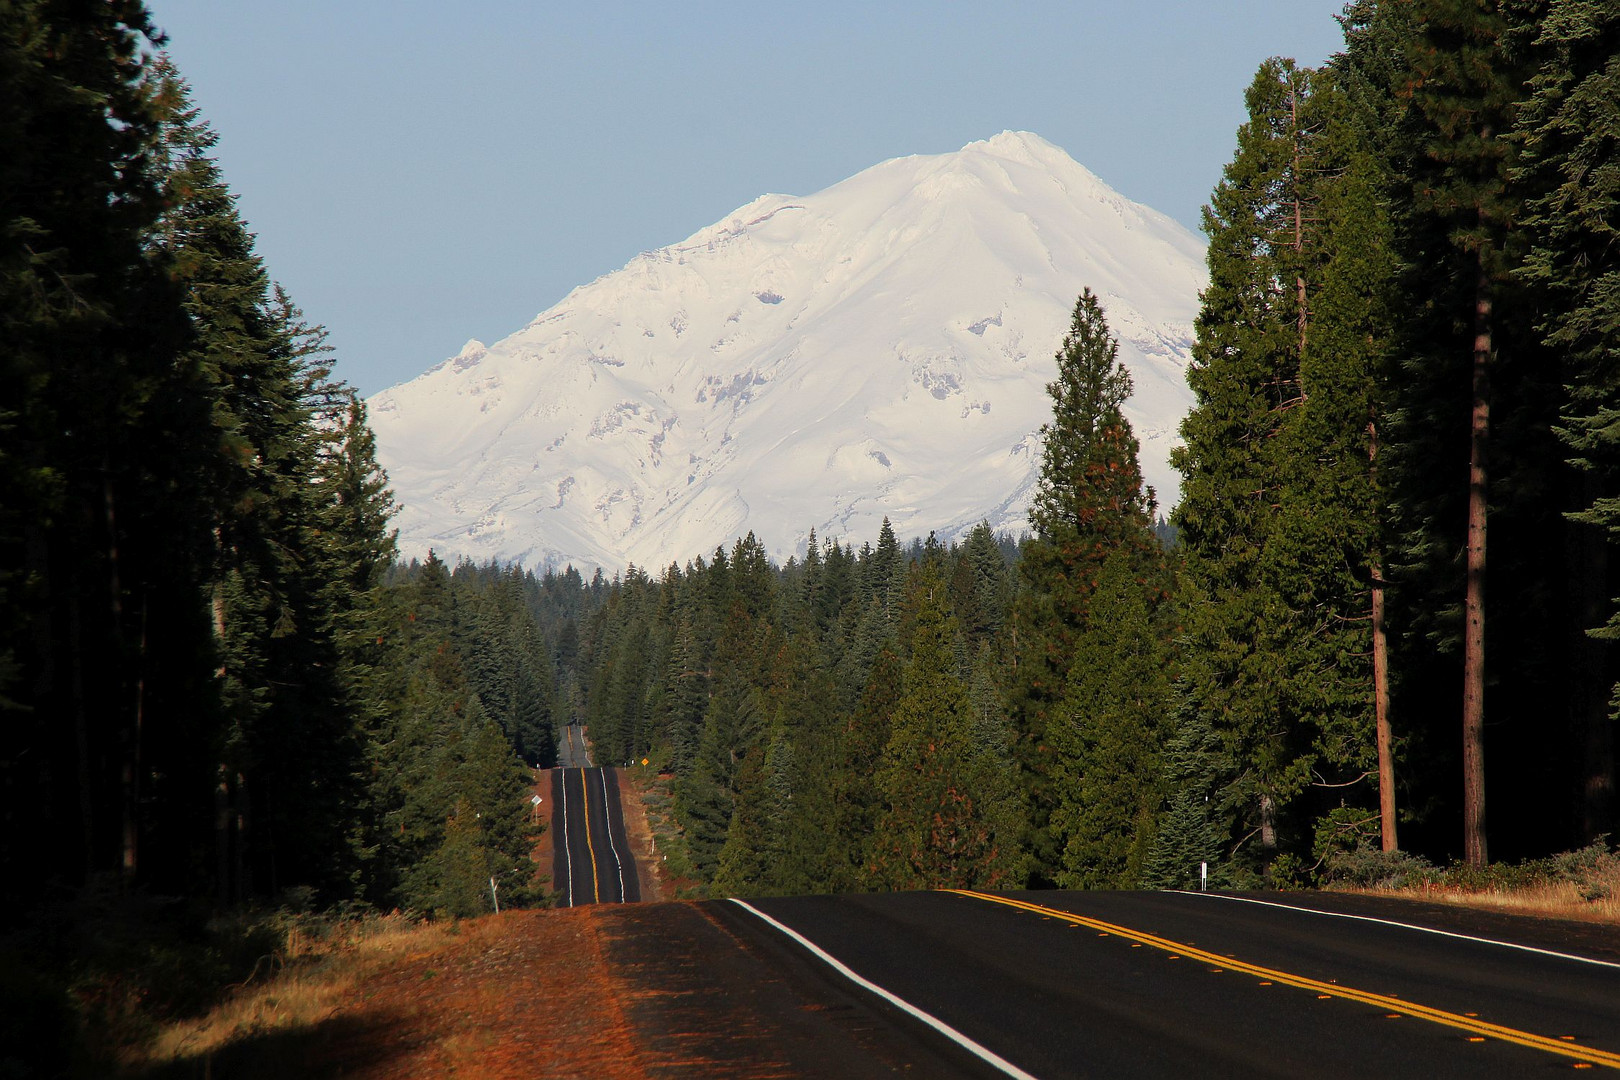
[4,0,1619,937]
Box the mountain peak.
[968,129,1062,160]
[370,134,1205,573]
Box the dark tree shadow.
[135,1008,417,1080]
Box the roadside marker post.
[1200,861,1208,891]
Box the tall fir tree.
[1514,0,1620,842]
[1353,0,1591,864]
[876,566,1026,890]
[0,0,198,899]
[1050,551,1171,888]
[1171,55,1409,871]
[1013,288,1161,881]
[1267,62,1403,851]
[829,647,904,891]
[1140,683,1231,890]
[1400,0,1544,866]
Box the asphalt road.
[717,889,1620,1078]
[557,722,592,768]
[551,762,640,906]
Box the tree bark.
[105,475,141,885]
[70,583,94,879]
[1368,421,1397,850]
[1372,567,1397,851]
[212,566,232,902]
[123,595,146,882]
[1462,253,1491,867]
[235,771,249,903]
[215,763,232,904]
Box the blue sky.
[150,1,1350,396]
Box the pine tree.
[1405,0,1542,866]
[1013,288,1160,881]
[369,564,546,911]
[660,612,709,775]
[0,0,200,898]
[1515,0,1620,842]
[1267,61,1404,851]
[153,69,389,896]
[1356,0,1568,864]
[876,567,1026,889]
[419,699,538,916]
[1172,58,1394,873]
[1141,691,1230,891]
[677,602,771,880]
[771,635,839,893]
[713,720,799,897]
[959,522,1012,651]
[1050,551,1170,888]
[829,647,904,891]
[869,518,905,631]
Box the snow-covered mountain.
[370,131,1206,573]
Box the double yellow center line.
[948,890,1620,1071]
[578,768,600,903]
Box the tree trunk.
[215,763,232,904]
[1462,254,1491,867]
[1372,570,1397,851]
[212,568,232,902]
[105,476,141,885]
[235,771,249,903]
[1370,423,1397,851]
[123,595,146,882]
[70,585,94,879]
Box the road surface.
[699,889,1620,1078]
[558,722,592,768]
[551,726,640,906]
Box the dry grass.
[1350,877,1620,925]
[1327,843,1620,926]
[125,913,471,1073]
[115,906,657,1080]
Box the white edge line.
[1180,891,1620,971]
[600,768,626,901]
[729,899,1043,1080]
[560,768,573,908]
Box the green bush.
[1318,838,1620,899]
[1317,846,1437,889]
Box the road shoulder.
[594,900,1005,1078]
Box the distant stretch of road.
[557,721,592,769]
[552,725,639,906]
[711,889,1620,1078]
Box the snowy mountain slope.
[369,131,1206,572]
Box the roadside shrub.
[1317,846,1437,889]
[1319,838,1620,904]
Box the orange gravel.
[614,769,665,901]
[532,768,559,899]
[189,773,662,1078]
[224,906,653,1080]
